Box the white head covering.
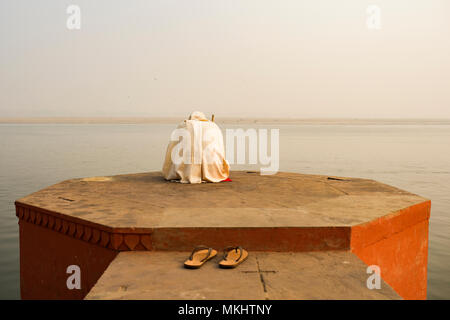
[188,111,207,121]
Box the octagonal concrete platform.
[15,171,431,300]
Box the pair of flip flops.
[184,245,248,269]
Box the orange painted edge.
[351,200,431,252]
[350,200,431,300]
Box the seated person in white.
[162,111,230,184]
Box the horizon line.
[1,116,450,125]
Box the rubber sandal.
[218,246,248,269]
[184,245,217,269]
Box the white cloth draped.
[162,112,230,183]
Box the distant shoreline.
[1,117,450,125]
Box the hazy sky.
[1,0,449,118]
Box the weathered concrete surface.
[15,171,431,299]
[86,251,401,300]
[16,171,429,253]
[17,171,426,229]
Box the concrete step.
[86,251,400,300]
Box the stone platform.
[15,171,431,299]
[86,251,400,300]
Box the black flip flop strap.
[189,245,212,262]
[223,246,243,262]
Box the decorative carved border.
[15,204,153,251]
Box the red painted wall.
[19,220,117,299]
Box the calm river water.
[0,123,449,299]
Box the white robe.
[162,113,230,184]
